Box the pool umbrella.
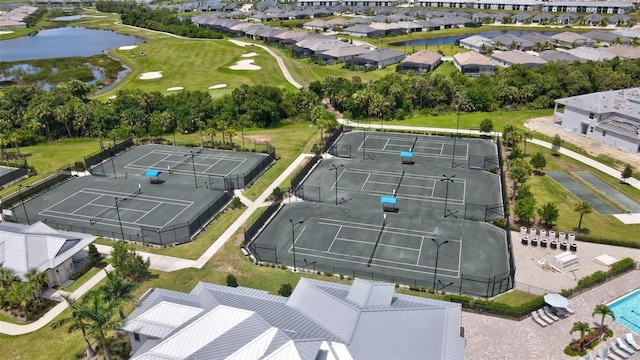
[544,293,569,308]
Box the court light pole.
[185,151,198,189]
[441,174,455,218]
[431,238,449,292]
[110,144,117,179]
[115,197,125,241]
[329,164,344,205]
[289,219,304,272]
[17,184,30,225]
[451,104,461,168]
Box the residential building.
[318,45,371,63]
[582,30,629,46]
[0,221,96,287]
[491,34,534,51]
[123,278,466,359]
[341,24,385,37]
[565,46,616,61]
[538,50,584,63]
[453,50,496,76]
[348,48,406,69]
[459,34,495,53]
[554,88,640,153]
[551,32,595,48]
[490,50,547,68]
[542,1,635,14]
[396,49,442,73]
[521,32,555,50]
[601,45,640,60]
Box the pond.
[0,27,144,62]
[53,15,103,21]
[391,30,561,47]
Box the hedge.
[441,258,636,319]
[575,235,640,249]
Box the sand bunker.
[208,84,228,90]
[229,59,261,70]
[139,71,162,80]
[241,52,258,58]
[119,45,138,50]
[0,31,14,35]
[166,87,184,91]
[108,96,117,99]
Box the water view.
[391,30,561,47]
[0,27,144,62]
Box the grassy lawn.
[0,138,101,198]
[362,108,553,131]
[63,267,101,293]
[492,290,540,307]
[522,143,640,244]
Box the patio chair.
[531,311,547,327]
[543,306,560,321]
[565,306,575,314]
[537,309,555,324]
[624,333,640,351]
[609,341,631,359]
[616,337,635,355]
[582,354,592,360]
[555,307,570,318]
[606,345,625,360]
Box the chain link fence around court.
[0,157,29,187]
[85,138,134,175]
[467,155,500,171]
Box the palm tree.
[574,201,593,230]
[100,270,135,320]
[522,130,533,156]
[25,267,47,298]
[570,321,591,345]
[52,295,96,358]
[592,304,615,329]
[83,291,122,360]
[0,266,18,288]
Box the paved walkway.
[0,265,113,336]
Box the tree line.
[0,81,328,151]
[320,57,640,119]
[95,1,223,39]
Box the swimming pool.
[608,289,640,335]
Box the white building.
[554,88,640,153]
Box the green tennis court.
[547,172,619,214]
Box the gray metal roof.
[538,50,584,63]
[126,278,465,360]
[566,46,616,62]
[354,48,405,62]
[556,88,640,120]
[0,221,96,279]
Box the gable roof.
[491,50,547,67]
[453,51,494,66]
[0,221,96,279]
[556,87,640,119]
[354,48,405,62]
[321,46,371,58]
[126,278,465,360]
[400,49,442,65]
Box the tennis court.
[360,134,469,161]
[250,132,510,296]
[336,168,466,205]
[8,144,273,244]
[547,172,619,214]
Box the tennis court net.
[89,188,142,225]
[169,150,201,174]
[394,169,405,197]
[367,216,386,267]
[410,136,418,152]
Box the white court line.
[39,210,146,231]
[326,225,342,252]
[202,158,223,175]
[318,218,449,238]
[294,248,459,278]
[148,154,173,171]
[333,236,420,252]
[417,236,424,266]
[330,167,347,191]
[287,224,308,252]
[382,139,390,151]
[81,188,192,206]
[85,203,148,214]
[438,142,445,156]
[361,173,371,191]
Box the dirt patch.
[245,135,270,143]
[525,116,640,171]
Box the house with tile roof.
[0,221,96,287]
[123,278,466,360]
[453,51,496,76]
[554,88,640,153]
[396,49,442,73]
[490,50,547,68]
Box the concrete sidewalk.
[0,265,113,336]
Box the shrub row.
[575,235,640,249]
[439,258,635,318]
[561,257,636,297]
